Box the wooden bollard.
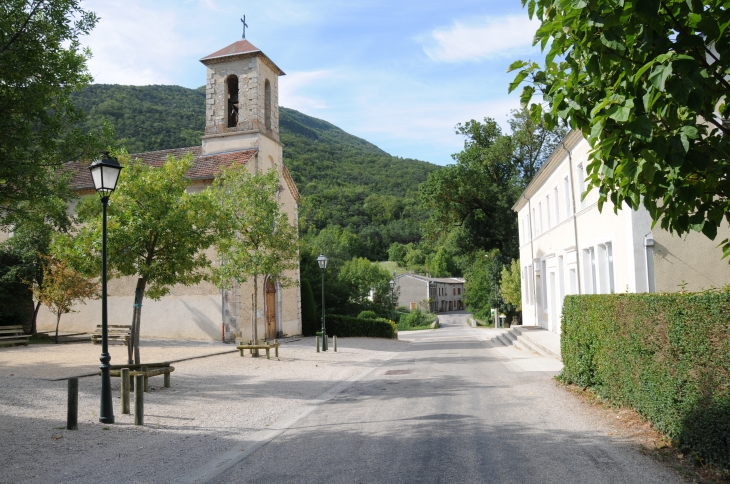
[134,374,144,425]
[334,335,337,352]
[121,368,130,414]
[164,371,171,388]
[274,339,279,358]
[316,335,320,352]
[141,366,148,393]
[67,377,78,430]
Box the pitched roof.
[67,146,257,191]
[395,274,465,284]
[200,39,285,75]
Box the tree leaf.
[648,63,673,91]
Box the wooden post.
[164,371,170,388]
[121,368,130,414]
[266,346,270,359]
[316,336,320,352]
[134,374,144,426]
[67,378,78,430]
[274,339,279,358]
[334,335,337,352]
[141,366,148,393]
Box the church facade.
[35,39,302,342]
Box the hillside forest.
[2,83,564,329]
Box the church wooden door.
[265,277,277,340]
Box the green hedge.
[561,292,730,469]
[301,279,319,336]
[326,314,397,339]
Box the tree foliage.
[0,0,105,227]
[57,152,220,363]
[33,255,98,342]
[338,257,393,306]
[500,258,522,312]
[212,166,299,344]
[510,0,730,259]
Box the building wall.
[516,131,730,334]
[396,276,428,310]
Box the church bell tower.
[199,39,285,155]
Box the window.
[564,176,572,216]
[538,202,543,234]
[542,260,548,312]
[545,195,551,229]
[584,247,597,294]
[569,268,578,295]
[532,208,537,235]
[605,242,615,294]
[554,186,560,223]
[226,75,239,128]
[577,163,586,209]
[264,79,272,132]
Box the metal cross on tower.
[241,15,248,39]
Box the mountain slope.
[71,84,439,259]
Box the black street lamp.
[317,254,328,351]
[88,152,123,424]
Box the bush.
[397,308,436,330]
[561,291,730,469]
[301,279,318,336]
[357,310,378,319]
[326,314,397,339]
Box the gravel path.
[0,337,408,484]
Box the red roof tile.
[199,39,285,75]
[67,146,257,191]
[201,39,260,60]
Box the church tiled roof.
[67,146,257,191]
[200,39,285,75]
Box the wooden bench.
[106,363,174,392]
[91,325,131,346]
[236,339,280,359]
[0,325,30,346]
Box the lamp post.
[389,279,395,317]
[88,153,123,424]
[317,254,328,351]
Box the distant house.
[513,130,730,334]
[394,274,465,313]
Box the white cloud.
[279,70,335,111]
[82,1,202,85]
[421,15,541,63]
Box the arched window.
[264,79,272,132]
[226,75,239,128]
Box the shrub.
[397,308,436,330]
[301,279,318,336]
[357,310,378,319]
[561,291,730,469]
[326,314,397,339]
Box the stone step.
[510,326,561,360]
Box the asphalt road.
[210,314,683,484]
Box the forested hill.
[71,84,439,259]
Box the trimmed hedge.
[561,292,730,469]
[301,279,319,336]
[326,314,397,339]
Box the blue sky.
[81,0,543,165]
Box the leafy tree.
[0,0,105,228]
[426,247,457,278]
[388,242,408,265]
[212,166,299,347]
[464,249,504,321]
[338,257,392,306]
[57,153,220,364]
[33,255,98,343]
[509,0,730,259]
[300,279,318,336]
[500,258,522,312]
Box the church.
[36,37,303,342]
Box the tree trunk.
[252,275,259,356]
[54,312,61,344]
[31,301,41,335]
[130,278,146,365]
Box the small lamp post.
[389,279,395,316]
[317,254,328,351]
[88,152,123,424]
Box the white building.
[393,274,465,313]
[514,130,730,334]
